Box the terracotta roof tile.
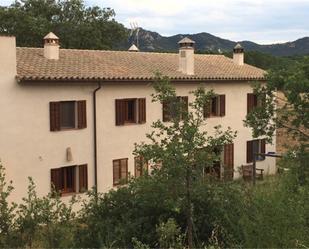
[16,47,266,82]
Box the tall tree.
[134,75,236,248]
[0,0,127,49]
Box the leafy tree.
[0,0,127,49]
[134,75,236,248]
[0,162,17,247]
[245,56,308,144]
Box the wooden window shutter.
[120,159,128,184]
[260,139,266,160]
[79,164,88,193]
[50,102,60,131]
[224,143,234,180]
[182,96,189,113]
[135,156,142,177]
[51,168,62,193]
[203,101,211,118]
[247,93,256,114]
[162,100,170,122]
[246,140,253,163]
[77,100,87,129]
[115,99,125,126]
[113,160,120,185]
[138,98,146,124]
[219,95,226,116]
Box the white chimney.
[233,43,244,66]
[178,37,195,75]
[43,32,60,60]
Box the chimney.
[128,44,139,52]
[178,37,195,75]
[0,36,16,76]
[43,32,59,60]
[233,43,244,66]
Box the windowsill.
[59,191,87,197]
[118,122,146,126]
[205,115,224,119]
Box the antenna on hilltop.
[129,22,140,48]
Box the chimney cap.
[233,43,244,53]
[178,37,195,48]
[128,44,139,52]
[44,32,59,40]
[178,37,195,44]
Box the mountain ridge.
[126,28,309,56]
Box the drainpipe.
[93,82,101,193]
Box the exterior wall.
[96,82,276,193]
[0,37,276,202]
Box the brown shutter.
[203,101,211,118]
[220,95,226,116]
[182,96,189,112]
[247,140,253,163]
[135,156,141,177]
[115,99,125,126]
[79,164,88,192]
[181,96,188,120]
[120,159,128,184]
[247,93,255,114]
[113,160,120,185]
[224,143,234,180]
[50,102,60,131]
[51,168,62,193]
[138,98,146,124]
[162,101,170,122]
[77,100,87,129]
[260,139,266,160]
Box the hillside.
[127,29,309,56]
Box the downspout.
[93,82,101,193]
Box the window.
[113,158,128,186]
[204,143,234,180]
[162,96,188,122]
[204,95,225,118]
[134,156,148,177]
[246,139,266,163]
[50,164,88,195]
[115,98,146,126]
[50,100,87,131]
[247,93,264,114]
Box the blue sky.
[1,0,309,44]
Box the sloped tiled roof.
[16,47,266,82]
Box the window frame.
[50,164,88,195]
[134,156,149,177]
[162,96,188,122]
[204,94,225,118]
[59,101,77,130]
[115,98,146,126]
[50,100,87,131]
[247,139,266,163]
[113,158,128,186]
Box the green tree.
[0,0,127,49]
[245,57,309,144]
[134,75,236,248]
[0,162,17,247]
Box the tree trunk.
[186,168,193,249]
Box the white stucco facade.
[0,36,276,202]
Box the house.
[0,33,276,201]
